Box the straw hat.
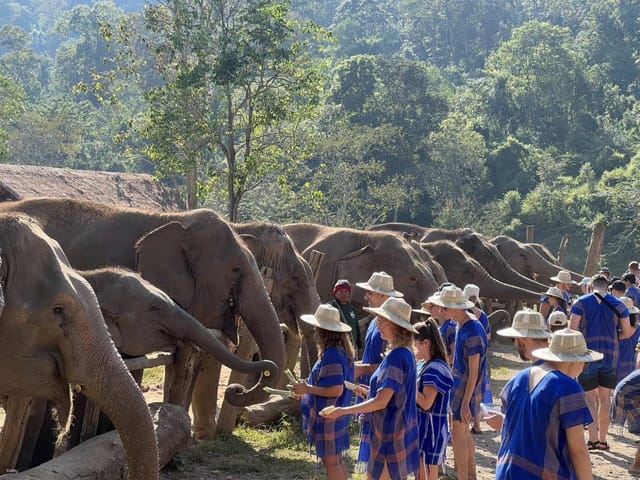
[364,297,418,334]
[463,284,480,301]
[532,328,603,363]
[429,286,474,310]
[548,311,568,328]
[412,299,432,316]
[497,309,552,339]
[300,304,352,333]
[544,286,564,300]
[356,271,403,297]
[550,270,577,284]
[620,296,640,315]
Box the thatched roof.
[0,164,185,211]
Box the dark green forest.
[2,0,640,273]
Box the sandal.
[470,426,482,435]
[596,441,610,451]
[587,440,598,450]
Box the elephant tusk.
[74,384,82,393]
[263,370,271,377]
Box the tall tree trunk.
[584,222,606,276]
[186,161,198,209]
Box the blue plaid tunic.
[367,346,420,479]
[301,346,354,458]
[612,368,640,426]
[417,358,453,466]
[617,326,640,379]
[438,319,456,359]
[450,318,488,421]
[357,317,387,464]
[497,368,592,480]
[570,292,629,370]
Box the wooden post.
[526,225,535,243]
[557,234,570,266]
[583,222,606,276]
[0,397,35,473]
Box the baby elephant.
[81,268,239,362]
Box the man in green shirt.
[330,279,362,358]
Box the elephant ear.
[335,244,376,280]
[238,233,260,258]
[135,222,195,310]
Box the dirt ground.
[148,342,640,479]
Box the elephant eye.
[149,304,159,312]
[53,306,63,315]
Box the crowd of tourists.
[288,262,640,479]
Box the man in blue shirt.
[570,274,633,451]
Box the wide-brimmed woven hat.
[428,286,474,310]
[364,297,418,334]
[621,296,640,315]
[548,311,568,328]
[544,286,564,300]
[497,309,552,339]
[300,304,352,333]
[578,277,591,287]
[412,299,432,315]
[550,270,578,284]
[532,328,603,363]
[356,271,403,297]
[463,284,480,301]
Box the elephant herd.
[0,198,578,478]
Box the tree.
[0,73,26,162]
[135,0,328,218]
[424,112,489,216]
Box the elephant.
[419,240,541,302]
[282,223,440,313]
[366,222,431,240]
[491,235,582,287]
[421,228,549,294]
[0,197,287,440]
[233,222,320,378]
[81,267,254,361]
[0,213,158,480]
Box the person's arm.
[570,313,581,330]
[321,387,394,419]
[461,353,480,424]
[484,411,504,430]
[292,381,343,398]
[566,424,593,480]
[539,301,551,319]
[355,363,379,377]
[416,385,438,411]
[619,316,633,340]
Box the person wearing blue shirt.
[294,304,356,480]
[624,273,640,307]
[570,274,633,451]
[495,329,600,480]
[322,297,420,480]
[429,286,487,480]
[353,271,404,469]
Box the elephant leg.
[191,354,223,440]
[282,325,302,386]
[163,341,203,409]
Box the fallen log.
[4,402,191,479]
[241,395,301,426]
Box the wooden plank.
[123,352,174,371]
[0,397,35,473]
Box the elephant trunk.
[224,272,286,407]
[80,336,159,480]
[171,308,279,380]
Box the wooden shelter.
[0,164,185,211]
